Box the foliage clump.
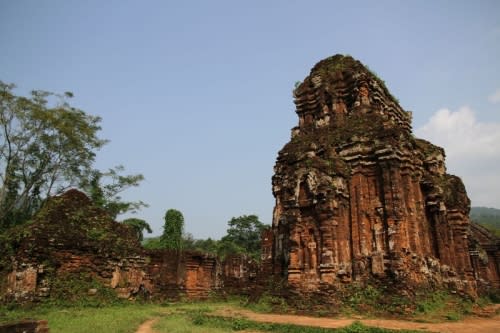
[0,81,106,231]
[218,215,267,261]
[311,54,357,78]
[161,209,185,250]
[146,214,268,261]
[470,207,500,237]
[122,217,152,242]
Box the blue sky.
[1,1,499,239]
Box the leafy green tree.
[220,215,267,260]
[122,218,152,242]
[181,232,197,250]
[182,232,219,254]
[80,166,147,220]
[142,236,163,250]
[216,237,244,259]
[161,209,184,250]
[0,82,148,231]
[0,81,106,230]
[198,237,219,254]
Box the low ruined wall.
[470,223,500,293]
[1,249,220,303]
[221,255,257,294]
[0,320,49,333]
[145,250,219,299]
[3,253,154,302]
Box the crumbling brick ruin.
[469,223,500,291]
[0,189,268,304]
[0,189,219,303]
[270,54,500,296]
[0,55,498,306]
[221,254,258,294]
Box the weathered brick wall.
[145,250,219,299]
[469,223,500,291]
[260,228,274,279]
[184,253,219,298]
[2,249,220,303]
[270,55,500,297]
[221,255,257,294]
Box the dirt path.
[135,305,500,333]
[135,318,158,333]
[216,307,500,333]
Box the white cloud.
[488,88,500,104]
[415,106,500,208]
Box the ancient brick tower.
[271,55,499,295]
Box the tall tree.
[0,82,147,230]
[161,209,184,250]
[220,215,267,260]
[182,232,219,254]
[0,82,106,229]
[80,166,147,220]
[122,217,152,242]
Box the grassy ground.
[242,288,488,323]
[411,291,472,322]
[1,290,496,333]
[0,303,164,333]
[1,300,425,333]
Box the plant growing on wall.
[161,209,184,250]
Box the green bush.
[415,291,447,314]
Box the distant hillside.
[470,206,500,237]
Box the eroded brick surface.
[270,55,499,296]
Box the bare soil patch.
[135,318,158,333]
[215,305,500,333]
